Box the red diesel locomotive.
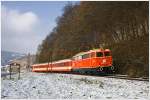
[72,49,114,73]
[32,48,114,73]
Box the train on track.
[32,48,114,74]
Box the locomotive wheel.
[111,66,115,70]
[99,67,103,71]
[107,66,115,74]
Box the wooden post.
[9,64,12,79]
[27,53,31,72]
[18,64,20,79]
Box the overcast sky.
[1,1,70,54]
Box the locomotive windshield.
[96,52,103,57]
[104,52,110,56]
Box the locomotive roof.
[73,48,110,57]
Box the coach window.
[82,54,90,59]
[96,52,103,57]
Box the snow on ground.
[1,72,149,99]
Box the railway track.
[103,74,149,81]
[62,72,149,82]
[36,71,149,82]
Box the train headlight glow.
[73,63,75,66]
[92,60,96,63]
[102,59,106,63]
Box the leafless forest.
[36,1,149,77]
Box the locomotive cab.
[95,49,114,72]
[96,49,112,65]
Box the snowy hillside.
[1,72,149,99]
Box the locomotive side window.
[104,52,110,56]
[91,52,95,57]
[82,53,90,59]
[73,56,78,60]
[72,57,75,60]
[79,56,82,60]
[96,52,103,57]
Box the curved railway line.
[100,74,149,81]
[53,72,149,82]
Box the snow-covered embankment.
[1,72,149,99]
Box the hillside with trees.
[36,1,149,77]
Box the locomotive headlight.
[92,60,96,63]
[102,59,106,63]
[72,62,75,66]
